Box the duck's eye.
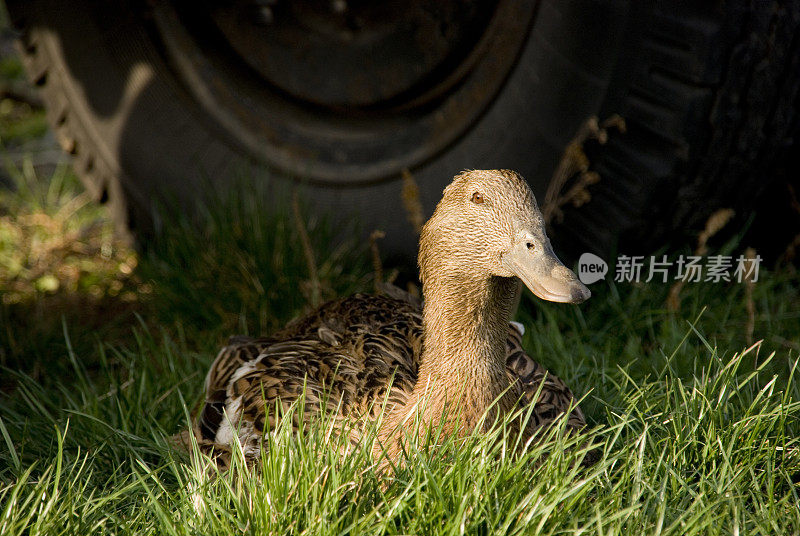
[471,192,484,204]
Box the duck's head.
[419,169,590,304]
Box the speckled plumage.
[190,169,588,468]
[193,294,584,466]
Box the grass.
[0,159,799,535]
[0,159,143,380]
[0,54,48,146]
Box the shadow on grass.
[0,162,145,385]
[0,163,372,394]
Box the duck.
[190,169,591,468]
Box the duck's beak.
[500,236,591,304]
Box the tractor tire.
[7,0,800,260]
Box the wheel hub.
[155,0,536,184]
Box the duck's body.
[192,170,590,467]
[195,293,585,465]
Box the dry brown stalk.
[541,114,625,226]
[779,183,800,267]
[291,189,321,307]
[369,229,386,294]
[781,234,800,268]
[666,208,735,311]
[665,279,685,312]
[401,169,425,235]
[743,247,757,345]
[695,209,735,256]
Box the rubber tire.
[8,0,800,260]
[556,0,800,259]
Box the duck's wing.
[197,335,278,443]
[504,325,586,430]
[194,294,423,463]
[375,281,422,309]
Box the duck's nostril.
[526,242,534,251]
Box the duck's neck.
[413,273,519,426]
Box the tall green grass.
[137,179,372,343]
[1,165,799,535]
[1,312,797,535]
